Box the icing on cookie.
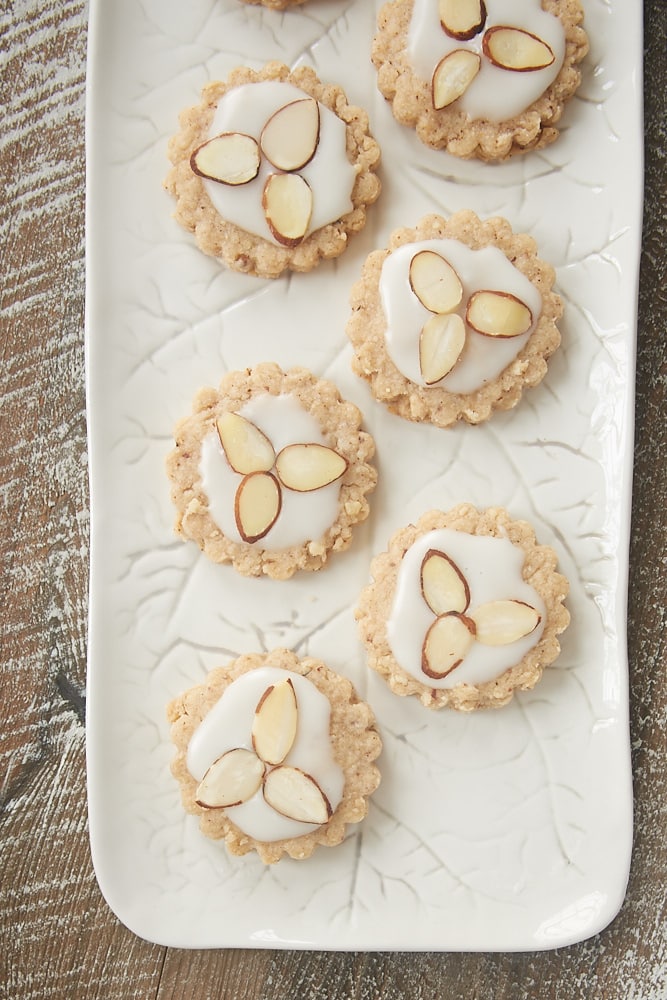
[408,0,566,121]
[187,667,344,842]
[387,528,546,688]
[199,81,355,245]
[201,393,343,549]
[380,238,542,394]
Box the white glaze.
[380,239,542,393]
[187,667,344,842]
[201,393,342,550]
[408,0,566,121]
[202,81,355,245]
[387,528,546,688]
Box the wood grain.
[1,1,665,998]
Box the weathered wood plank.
[0,1,665,998]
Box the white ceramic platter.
[85,0,642,950]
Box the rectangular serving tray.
[85,0,641,950]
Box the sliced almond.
[419,313,466,384]
[190,132,260,186]
[483,26,555,72]
[275,443,347,493]
[195,748,265,809]
[234,471,281,543]
[420,549,470,616]
[260,98,320,172]
[262,172,313,246]
[263,766,332,825]
[252,679,298,766]
[216,411,275,475]
[409,250,463,314]
[466,290,533,338]
[439,0,486,40]
[432,49,481,110]
[422,612,475,679]
[470,600,541,646]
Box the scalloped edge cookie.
[372,0,589,161]
[166,363,377,579]
[165,61,381,278]
[356,504,570,711]
[346,211,563,427]
[167,649,382,863]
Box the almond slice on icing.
[439,0,486,40]
[252,679,298,766]
[409,250,463,314]
[466,290,533,338]
[234,471,281,543]
[432,49,481,110]
[262,172,313,246]
[470,600,541,645]
[190,132,260,186]
[422,612,476,679]
[216,412,275,475]
[483,26,555,72]
[275,443,348,492]
[260,98,320,172]
[419,313,466,384]
[195,748,265,809]
[420,549,470,616]
[263,766,332,825]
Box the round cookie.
[165,62,381,278]
[166,363,377,579]
[372,0,589,161]
[167,649,382,863]
[356,504,570,711]
[346,211,562,427]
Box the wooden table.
[1,2,665,997]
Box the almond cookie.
[166,363,377,579]
[356,504,569,711]
[167,649,382,863]
[372,0,589,161]
[346,211,562,427]
[165,62,381,278]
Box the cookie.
[165,61,381,278]
[167,649,382,863]
[356,504,570,711]
[166,363,377,579]
[346,211,562,427]
[372,0,589,160]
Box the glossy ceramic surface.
[85,0,641,950]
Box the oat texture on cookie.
[167,649,382,863]
[356,504,570,711]
[347,211,562,427]
[165,62,381,277]
[166,364,377,580]
[372,0,589,160]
